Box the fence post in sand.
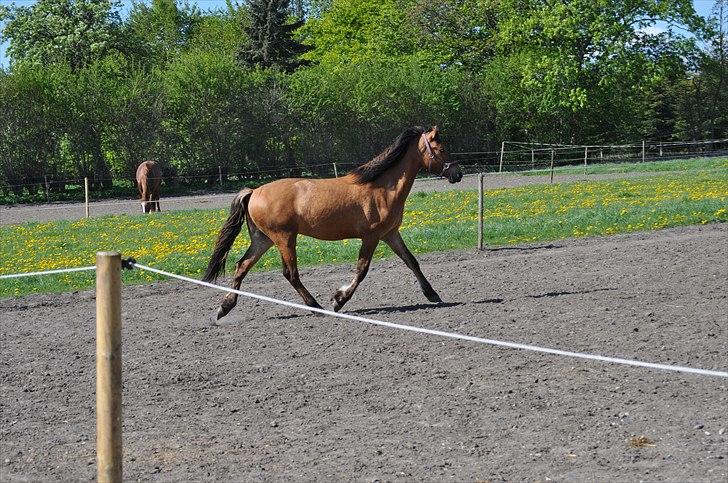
[333,163,338,178]
[96,251,123,483]
[84,177,90,218]
[478,173,484,251]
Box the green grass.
[1,168,726,297]
[519,156,728,176]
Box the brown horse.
[136,160,162,213]
[203,126,462,319]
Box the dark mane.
[350,126,426,183]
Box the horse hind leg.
[273,233,322,311]
[217,225,273,320]
[332,237,378,312]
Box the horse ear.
[431,125,440,140]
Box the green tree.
[123,0,201,66]
[54,59,117,185]
[489,0,706,142]
[237,0,309,72]
[300,0,420,66]
[0,64,62,191]
[186,2,248,57]
[104,61,166,179]
[0,0,123,71]
[162,51,281,177]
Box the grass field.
[1,160,727,297]
[521,156,726,176]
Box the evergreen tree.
[237,0,309,72]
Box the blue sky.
[0,0,721,69]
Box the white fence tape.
[131,262,728,379]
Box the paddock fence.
[454,138,728,175]
[2,138,726,219]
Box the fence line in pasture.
[3,138,726,195]
[0,265,96,279]
[2,138,725,223]
[490,138,728,173]
[1,171,476,218]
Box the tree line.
[1,0,726,192]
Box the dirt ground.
[1,223,726,481]
[0,171,664,225]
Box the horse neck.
[376,144,423,202]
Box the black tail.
[202,189,253,282]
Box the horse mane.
[350,126,426,184]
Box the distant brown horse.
[136,160,162,213]
[203,126,462,319]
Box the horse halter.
[421,132,458,176]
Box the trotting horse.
[203,126,463,320]
[136,160,162,213]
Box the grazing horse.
[203,126,463,320]
[136,160,162,213]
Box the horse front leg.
[217,230,273,320]
[332,237,378,312]
[382,230,442,303]
[273,234,323,311]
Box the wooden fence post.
[478,173,484,251]
[550,149,555,184]
[583,146,588,176]
[96,251,123,483]
[531,149,535,170]
[333,163,338,178]
[218,166,223,185]
[84,177,90,219]
[642,140,645,162]
[499,141,505,173]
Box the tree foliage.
[0,0,123,71]
[237,0,309,72]
[0,0,726,189]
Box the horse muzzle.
[443,163,463,183]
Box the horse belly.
[297,202,390,240]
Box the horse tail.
[202,188,254,282]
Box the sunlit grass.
[520,156,727,176]
[1,169,726,297]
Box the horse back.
[247,176,401,240]
[136,161,162,196]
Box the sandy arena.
[1,224,727,481]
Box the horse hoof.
[217,306,230,320]
[426,293,443,304]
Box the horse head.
[420,126,462,183]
